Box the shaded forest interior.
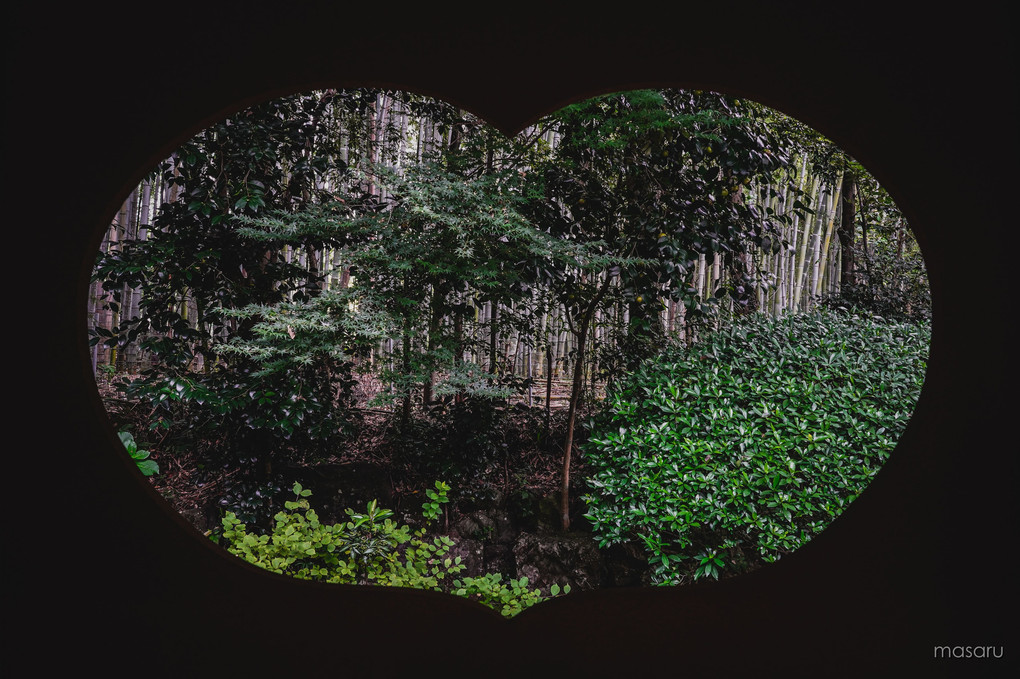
[88,87,931,611]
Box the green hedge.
[582,309,930,584]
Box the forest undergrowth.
[101,374,592,536]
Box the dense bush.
[821,243,931,323]
[220,481,569,617]
[114,325,366,518]
[389,398,509,477]
[582,309,930,584]
[386,398,558,505]
[124,356,361,445]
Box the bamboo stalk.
[814,174,842,301]
[792,175,820,311]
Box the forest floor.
[98,371,604,538]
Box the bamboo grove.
[88,88,929,528]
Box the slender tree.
[526,90,802,529]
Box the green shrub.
[118,431,159,477]
[220,481,568,616]
[121,355,362,463]
[582,309,930,584]
[451,574,568,618]
[388,397,511,481]
[820,238,930,324]
[216,477,285,534]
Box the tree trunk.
[453,293,465,405]
[401,311,413,427]
[792,177,821,310]
[559,319,589,531]
[838,170,857,288]
[814,179,841,300]
[422,293,442,406]
[559,276,613,530]
[545,340,553,430]
[488,300,499,374]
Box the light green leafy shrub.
[582,309,930,584]
[220,480,568,616]
[451,574,568,618]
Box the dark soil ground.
[96,373,653,591]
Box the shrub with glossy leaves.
[582,309,930,584]
[118,431,159,477]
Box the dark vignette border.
[7,5,1014,677]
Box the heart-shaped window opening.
[88,87,930,616]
